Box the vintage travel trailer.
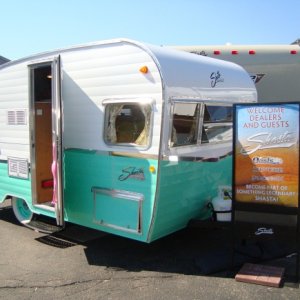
[173,41,300,103]
[0,39,256,243]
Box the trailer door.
[29,56,64,227]
[52,56,64,226]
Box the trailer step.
[35,235,77,248]
[25,219,62,234]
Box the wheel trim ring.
[12,198,33,224]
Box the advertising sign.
[233,103,300,212]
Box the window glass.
[201,105,232,144]
[204,106,232,122]
[171,103,200,147]
[104,103,151,146]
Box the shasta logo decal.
[119,167,145,181]
[255,227,274,235]
[210,71,224,87]
[191,50,208,56]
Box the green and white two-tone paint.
[0,39,257,242]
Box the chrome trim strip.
[92,187,144,202]
[146,57,166,242]
[170,98,236,105]
[91,187,144,235]
[198,103,205,143]
[102,98,155,105]
[34,203,55,212]
[52,55,64,227]
[63,149,158,160]
[170,98,203,104]
[92,220,140,234]
[162,151,232,162]
[110,152,158,160]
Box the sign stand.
[232,102,300,283]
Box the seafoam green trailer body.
[0,39,257,242]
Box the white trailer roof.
[0,38,256,103]
[147,42,256,102]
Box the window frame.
[169,100,202,148]
[103,100,154,149]
[169,100,233,148]
[200,103,233,145]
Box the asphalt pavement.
[0,200,299,299]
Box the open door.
[29,56,64,227]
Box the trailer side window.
[171,103,200,147]
[104,103,151,147]
[201,105,232,144]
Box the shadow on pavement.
[0,204,20,226]
[82,226,297,282]
[1,205,298,285]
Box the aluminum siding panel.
[61,43,162,154]
[0,63,30,160]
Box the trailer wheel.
[11,197,33,225]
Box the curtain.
[106,104,124,143]
[135,104,151,145]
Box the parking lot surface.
[0,201,299,299]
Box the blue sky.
[1,0,300,60]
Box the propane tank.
[211,186,232,222]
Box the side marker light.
[140,66,149,74]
